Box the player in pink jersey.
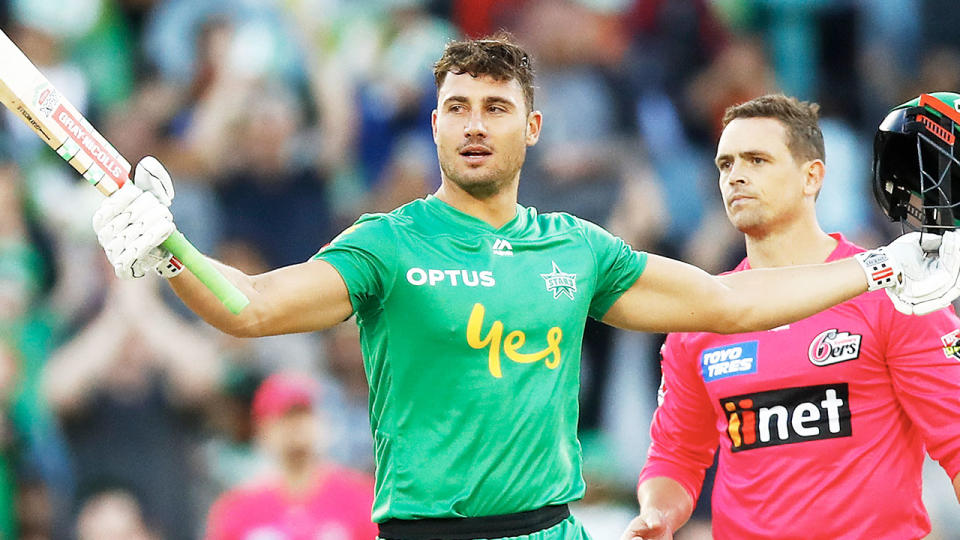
[622,94,960,540]
[205,373,376,540]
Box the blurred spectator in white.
[205,372,376,540]
[75,485,159,540]
[43,275,222,539]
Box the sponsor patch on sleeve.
[941,329,960,360]
[701,341,758,382]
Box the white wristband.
[854,249,900,291]
[156,254,184,278]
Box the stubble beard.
[733,215,768,238]
[439,145,525,200]
[441,163,509,199]
[731,212,759,234]
[730,205,793,239]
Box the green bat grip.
[160,231,250,314]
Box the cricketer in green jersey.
[91,33,960,540]
[313,195,646,524]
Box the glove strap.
[156,254,184,279]
[854,248,901,291]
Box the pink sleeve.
[204,496,232,540]
[637,334,719,503]
[883,302,960,479]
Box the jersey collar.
[423,195,529,235]
[735,232,855,271]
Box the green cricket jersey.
[313,195,647,522]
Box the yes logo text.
[466,303,562,378]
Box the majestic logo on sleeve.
[941,329,960,361]
[466,303,562,378]
[540,262,576,300]
[701,341,758,382]
[807,329,862,366]
[720,383,851,452]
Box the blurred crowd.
[1,0,960,538]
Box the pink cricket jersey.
[206,465,377,540]
[639,234,960,539]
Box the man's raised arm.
[92,157,354,337]
[604,232,960,334]
[167,258,353,337]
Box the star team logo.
[541,262,576,299]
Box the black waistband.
[377,504,570,540]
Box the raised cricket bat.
[0,28,249,314]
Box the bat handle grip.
[160,231,250,314]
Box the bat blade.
[0,28,250,314]
[0,29,129,195]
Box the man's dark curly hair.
[433,32,535,113]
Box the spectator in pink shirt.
[205,373,376,540]
[622,94,960,540]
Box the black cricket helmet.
[874,92,960,231]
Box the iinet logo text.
[720,383,851,452]
[493,239,513,256]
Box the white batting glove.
[130,156,183,278]
[133,156,174,207]
[856,231,960,315]
[92,182,177,279]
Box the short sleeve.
[312,214,397,315]
[638,333,719,504]
[579,219,648,319]
[882,302,960,479]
